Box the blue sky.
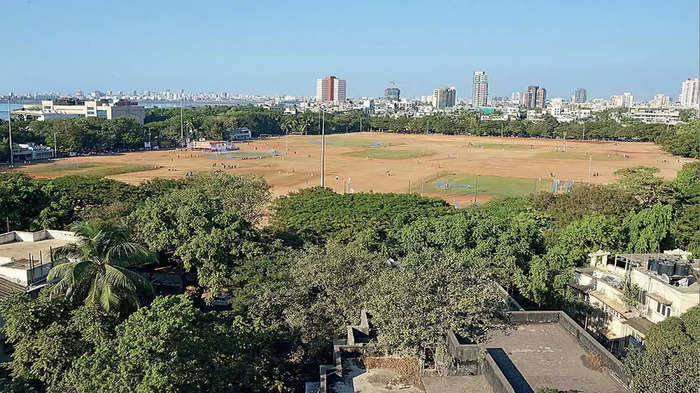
[2,0,698,100]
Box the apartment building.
[679,78,699,108]
[12,98,146,124]
[626,108,680,125]
[315,76,347,102]
[432,87,456,109]
[571,250,698,354]
[472,71,488,107]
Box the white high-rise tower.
[680,78,699,108]
[472,71,488,107]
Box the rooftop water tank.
[658,262,674,276]
[648,259,659,273]
[674,263,690,277]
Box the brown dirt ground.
[16,132,693,205]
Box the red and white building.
[315,75,346,102]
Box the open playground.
[15,132,693,205]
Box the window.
[656,302,671,317]
[97,110,108,118]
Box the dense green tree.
[48,220,155,313]
[531,184,639,227]
[270,187,451,247]
[395,206,546,292]
[524,246,576,308]
[129,188,264,295]
[0,172,48,230]
[625,306,700,393]
[59,296,293,393]
[554,214,627,266]
[670,162,700,256]
[614,166,675,207]
[624,204,673,253]
[367,249,505,353]
[0,293,119,393]
[251,242,388,358]
[181,172,270,223]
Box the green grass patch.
[310,139,393,147]
[24,162,107,175]
[536,151,626,161]
[82,165,157,177]
[414,173,552,197]
[342,149,432,159]
[23,162,157,177]
[208,151,279,159]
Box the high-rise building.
[574,88,587,103]
[650,94,670,108]
[385,87,400,101]
[433,87,456,109]
[524,86,546,109]
[610,93,634,108]
[510,91,521,103]
[536,88,547,108]
[315,76,347,102]
[472,71,488,107]
[680,78,699,108]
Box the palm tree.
[48,220,156,313]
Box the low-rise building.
[306,285,631,393]
[0,230,77,299]
[571,250,698,354]
[12,143,53,162]
[12,98,146,125]
[187,140,238,151]
[228,127,252,141]
[625,108,681,125]
[307,309,631,393]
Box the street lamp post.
[7,99,13,167]
[321,108,325,187]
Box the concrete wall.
[0,232,16,245]
[510,311,632,386]
[0,266,30,286]
[45,230,77,242]
[482,353,516,393]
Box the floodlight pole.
[321,108,325,188]
[180,95,184,146]
[7,99,13,166]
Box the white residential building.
[472,71,488,107]
[650,94,670,108]
[572,251,698,354]
[679,78,699,108]
[12,98,146,124]
[627,108,680,125]
[610,93,634,108]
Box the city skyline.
[1,1,698,100]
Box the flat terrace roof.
[0,238,73,265]
[483,323,627,393]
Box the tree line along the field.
[0,161,697,392]
[0,105,697,162]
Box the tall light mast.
[7,98,13,166]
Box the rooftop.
[482,323,628,393]
[0,237,72,264]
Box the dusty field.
[17,132,693,205]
